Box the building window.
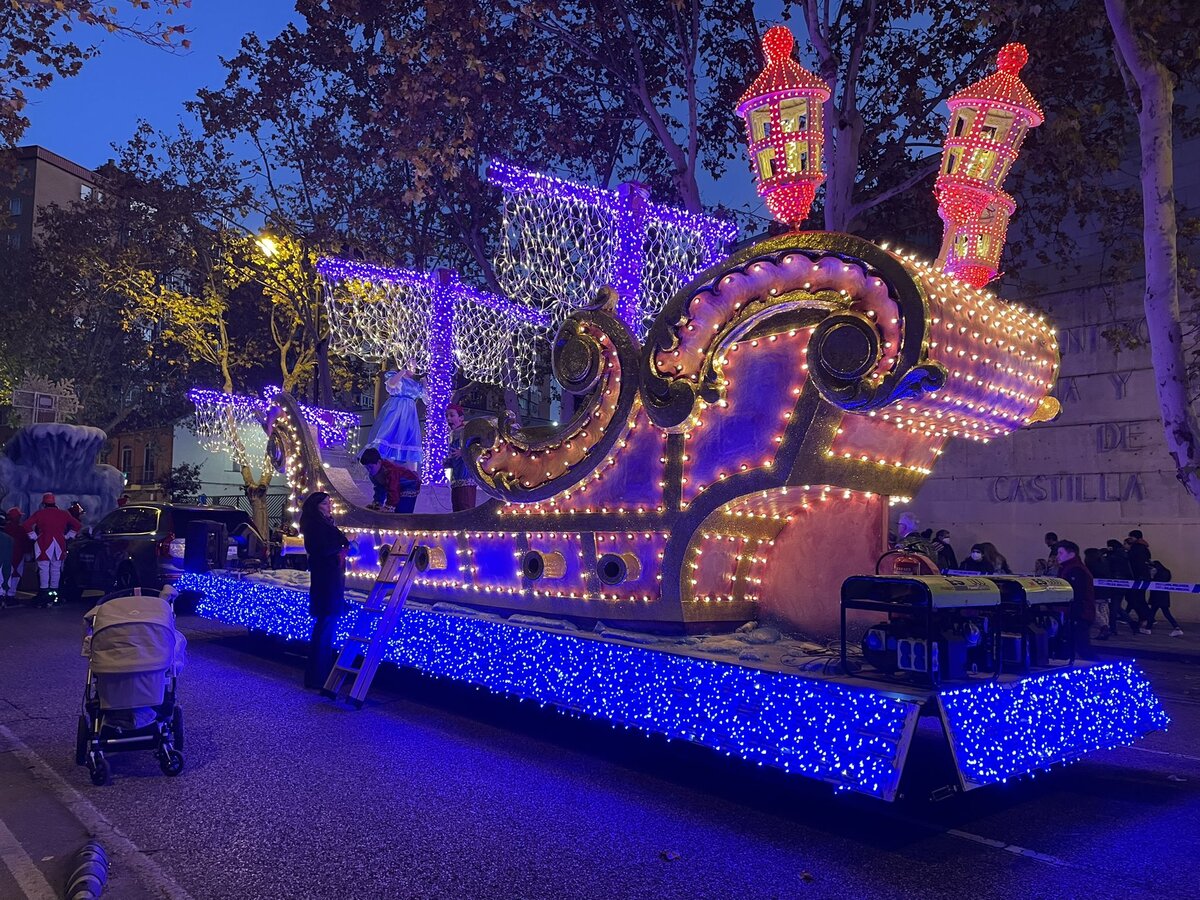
[9,197,22,216]
[120,447,133,478]
[142,445,155,485]
[6,232,20,250]
[80,184,94,201]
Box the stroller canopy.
[84,594,185,675]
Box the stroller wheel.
[159,749,184,777]
[75,715,90,766]
[171,706,184,752]
[88,756,110,786]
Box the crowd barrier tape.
[1091,578,1200,594]
[940,570,1200,594]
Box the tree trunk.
[1105,0,1200,499]
[315,336,334,408]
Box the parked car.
[61,503,257,602]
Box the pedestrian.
[1125,530,1153,628]
[445,403,476,512]
[932,528,958,570]
[359,447,421,513]
[299,492,350,690]
[979,542,1011,574]
[1105,539,1150,633]
[0,527,10,611]
[3,507,33,603]
[959,544,995,575]
[1054,540,1095,659]
[22,493,82,606]
[1083,547,1114,639]
[1145,559,1183,637]
[1035,531,1060,576]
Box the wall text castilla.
[989,472,1146,503]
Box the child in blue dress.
[365,371,424,473]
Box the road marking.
[879,807,1072,869]
[0,724,197,900]
[1127,745,1200,764]
[0,815,57,900]
[945,828,1068,866]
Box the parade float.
[183,30,1167,801]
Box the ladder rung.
[344,635,371,644]
[333,663,360,673]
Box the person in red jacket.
[359,448,421,513]
[22,493,82,606]
[1054,540,1096,660]
[3,507,34,603]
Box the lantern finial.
[995,43,1029,76]
[932,42,1042,288]
[736,26,831,229]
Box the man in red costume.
[359,448,421,514]
[3,507,34,605]
[22,493,82,606]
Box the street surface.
[2,602,1199,900]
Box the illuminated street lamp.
[256,234,279,258]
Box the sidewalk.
[1092,616,1200,664]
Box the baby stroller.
[77,586,187,785]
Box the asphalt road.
[1,603,1198,900]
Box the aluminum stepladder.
[322,538,430,708]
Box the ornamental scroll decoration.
[640,232,946,429]
[464,288,642,503]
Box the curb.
[1093,642,1200,665]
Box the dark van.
[62,503,256,601]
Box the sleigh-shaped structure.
[187,37,1167,800]
[268,232,1058,636]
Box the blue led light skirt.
[183,572,1168,800]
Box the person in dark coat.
[300,492,350,690]
[1105,539,1149,632]
[1125,530,1153,631]
[1083,547,1114,639]
[958,544,994,574]
[932,529,958,570]
[1054,540,1095,659]
[1145,559,1182,636]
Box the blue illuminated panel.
[184,573,920,799]
[937,662,1170,789]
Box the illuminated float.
[185,30,1166,800]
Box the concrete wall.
[910,126,1200,580]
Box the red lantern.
[934,43,1042,287]
[736,26,831,229]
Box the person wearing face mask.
[958,544,994,575]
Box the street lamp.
[256,234,279,258]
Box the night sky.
[18,1,770,220]
[21,1,298,170]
